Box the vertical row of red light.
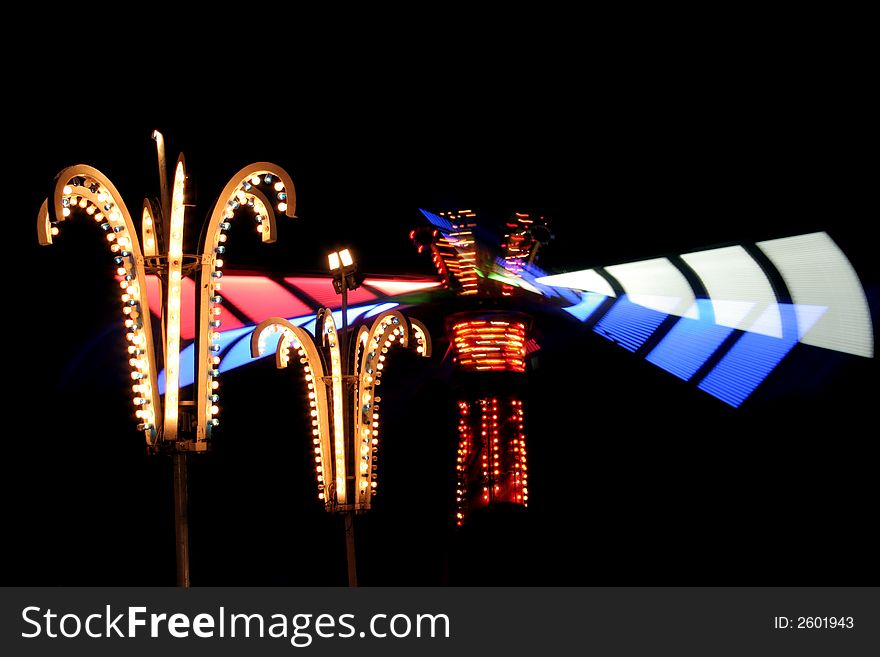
[455,401,472,527]
[456,395,529,522]
[511,398,529,507]
[490,398,500,502]
[480,399,490,504]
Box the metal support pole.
[344,512,357,587]
[340,279,357,586]
[173,452,190,588]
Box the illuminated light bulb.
[273,181,284,192]
[236,190,246,202]
[106,232,116,242]
[219,234,227,242]
[210,405,219,415]
[250,175,261,185]
[215,259,224,268]
[211,381,220,390]
[277,202,287,212]
[62,207,71,217]
[318,493,325,500]
[63,185,73,195]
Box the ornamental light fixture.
[250,247,431,586]
[411,209,549,526]
[36,131,297,586]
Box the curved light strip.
[195,163,297,442]
[605,258,697,319]
[758,232,873,357]
[38,165,161,445]
[36,199,52,245]
[681,245,781,338]
[250,317,333,510]
[319,309,347,507]
[535,269,616,297]
[353,311,430,509]
[141,201,158,257]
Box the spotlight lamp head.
[328,251,341,272]
[328,247,361,293]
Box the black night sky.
[5,50,877,586]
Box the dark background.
[4,44,876,585]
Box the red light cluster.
[451,320,527,372]
[454,396,529,525]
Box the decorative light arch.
[251,309,431,512]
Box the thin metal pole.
[173,452,190,588]
[340,279,357,586]
[344,512,357,587]
[340,277,348,360]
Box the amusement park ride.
[35,132,874,585]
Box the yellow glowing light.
[163,160,187,440]
[328,320,347,506]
